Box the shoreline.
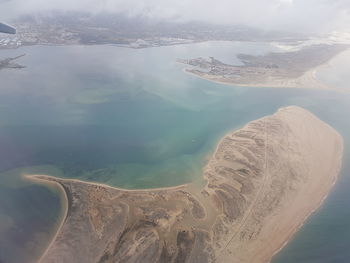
[26,175,189,193]
[23,175,70,263]
[180,47,350,92]
[205,106,344,262]
[29,159,343,263]
[28,106,344,263]
[182,64,331,90]
[269,139,344,263]
[24,173,191,262]
[0,39,205,52]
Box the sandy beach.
[183,65,330,90]
[23,175,70,263]
[26,106,343,263]
[180,44,349,91]
[209,106,344,262]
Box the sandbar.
[178,44,349,90]
[27,106,343,263]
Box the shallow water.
[272,48,350,263]
[0,42,349,262]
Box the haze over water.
[0,42,349,262]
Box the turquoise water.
[0,42,349,262]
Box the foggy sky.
[1,0,350,34]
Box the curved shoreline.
[23,175,70,263]
[24,175,190,262]
[28,157,343,263]
[27,106,344,263]
[269,140,344,263]
[210,106,344,262]
[24,175,192,262]
[180,46,350,92]
[182,66,330,90]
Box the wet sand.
[23,175,70,262]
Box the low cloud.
[1,0,350,34]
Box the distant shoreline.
[179,46,350,92]
[182,65,328,90]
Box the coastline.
[24,174,190,262]
[182,64,330,90]
[180,47,350,92]
[1,40,348,263]
[262,108,343,263]
[204,106,344,263]
[28,157,344,263]
[26,175,189,193]
[23,175,70,263]
[28,106,344,263]
[269,139,344,263]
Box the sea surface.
[0,42,349,262]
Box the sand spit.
[28,106,343,263]
[179,44,349,90]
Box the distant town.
[0,12,311,50]
[0,36,21,48]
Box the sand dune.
[28,106,343,263]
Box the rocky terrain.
[29,106,343,263]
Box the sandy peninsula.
[178,44,349,89]
[26,106,343,263]
[0,54,25,71]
